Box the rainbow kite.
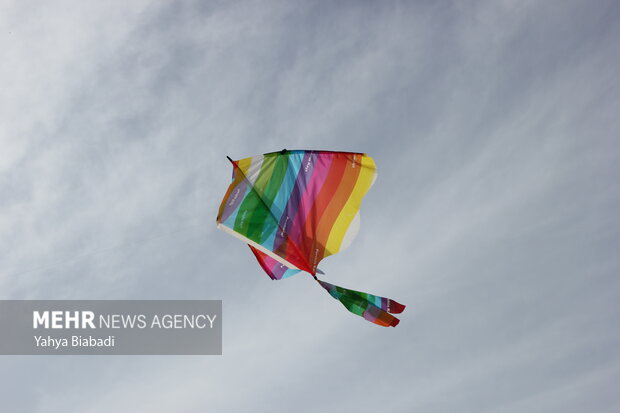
[216,150,405,327]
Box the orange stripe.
[314,156,361,261]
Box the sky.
[1,0,619,411]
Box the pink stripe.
[284,154,333,266]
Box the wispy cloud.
[1,0,619,412]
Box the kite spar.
[216,150,405,327]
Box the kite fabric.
[216,149,405,327]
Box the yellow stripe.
[324,155,377,255]
[237,156,254,176]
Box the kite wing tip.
[388,301,406,314]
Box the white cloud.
[1,0,619,412]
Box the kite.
[216,149,405,327]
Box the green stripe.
[248,154,288,242]
[234,158,272,239]
[234,155,288,243]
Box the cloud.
[1,0,619,412]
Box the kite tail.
[316,278,405,327]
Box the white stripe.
[244,155,265,186]
[340,211,361,252]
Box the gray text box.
[0,300,222,355]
